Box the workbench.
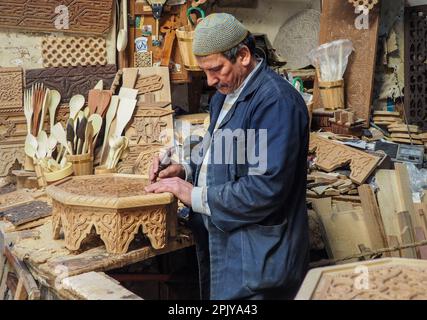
[0,189,194,300]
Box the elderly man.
[146,13,309,300]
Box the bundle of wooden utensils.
[23,80,136,182]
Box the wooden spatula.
[114,97,137,137]
[88,89,102,115]
[96,90,113,117]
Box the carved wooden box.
[46,174,177,254]
[296,258,427,300]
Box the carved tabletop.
[46,174,177,254]
[296,258,427,300]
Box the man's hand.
[149,154,186,184]
[145,177,193,207]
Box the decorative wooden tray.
[296,258,427,300]
[46,174,177,254]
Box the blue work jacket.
[187,60,309,300]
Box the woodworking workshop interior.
[2,0,427,303]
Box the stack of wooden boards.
[310,163,427,263]
[307,171,359,199]
[388,124,423,145]
[373,110,403,126]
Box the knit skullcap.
[192,13,249,56]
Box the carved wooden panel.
[0,68,23,110]
[404,6,427,130]
[42,36,107,68]
[126,107,174,146]
[134,52,153,68]
[0,1,114,35]
[309,134,381,184]
[25,65,117,103]
[133,144,164,176]
[296,259,427,300]
[0,145,26,177]
[313,0,380,126]
[0,189,34,211]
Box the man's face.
[196,51,250,95]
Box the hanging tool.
[160,15,180,67]
[146,0,169,46]
[187,6,205,26]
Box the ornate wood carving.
[309,134,381,184]
[0,189,34,211]
[133,144,164,176]
[47,175,177,254]
[0,1,114,35]
[313,0,380,126]
[0,68,23,110]
[297,259,427,300]
[404,6,427,130]
[0,145,25,177]
[42,36,107,68]
[25,65,117,103]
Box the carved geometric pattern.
[52,200,171,254]
[313,0,380,126]
[348,0,379,11]
[0,68,22,110]
[404,6,427,130]
[0,1,114,35]
[133,144,164,176]
[0,117,17,142]
[134,52,153,68]
[25,64,117,103]
[42,36,107,68]
[299,259,427,300]
[0,145,25,177]
[309,134,381,184]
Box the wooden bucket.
[34,164,47,188]
[318,79,345,110]
[94,165,117,175]
[67,153,93,176]
[176,25,202,71]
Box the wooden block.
[414,227,427,260]
[390,133,421,140]
[373,116,402,122]
[1,201,52,227]
[395,163,423,230]
[312,197,377,262]
[61,272,142,300]
[25,65,117,104]
[391,138,423,145]
[0,1,114,35]
[389,126,420,134]
[324,189,340,196]
[313,0,380,126]
[42,37,107,68]
[374,111,401,116]
[397,211,418,258]
[309,133,381,184]
[0,68,22,110]
[122,68,139,89]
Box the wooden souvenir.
[0,1,114,35]
[309,134,381,184]
[42,37,107,68]
[46,175,178,254]
[296,258,427,300]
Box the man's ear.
[238,46,252,67]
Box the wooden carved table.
[46,174,177,254]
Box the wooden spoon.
[88,114,103,154]
[100,96,120,164]
[69,95,85,120]
[24,134,38,160]
[94,80,104,90]
[36,131,48,159]
[48,90,61,132]
[38,88,50,135]
[117,0,128,52]
[52,123,72,155]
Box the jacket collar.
[210,59,268,131]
